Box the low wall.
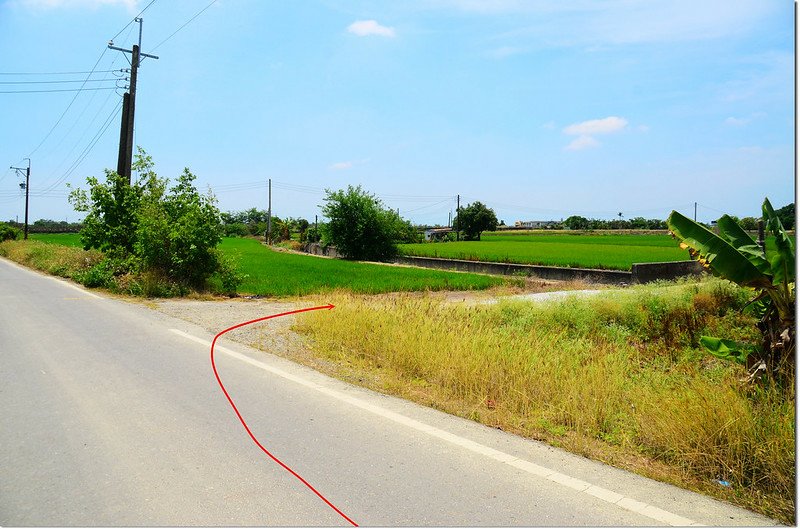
[300,244,704,284]
[630,260,704,283]
[394,256,633,284]
[302,242,342,259]
[395,256,704,284]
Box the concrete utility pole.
[109,18,158,183]
[694,202,697,222]
[455,195,460,241]
[266,179,272,244]
[10,159,30,240]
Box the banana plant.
[667,198,795,381]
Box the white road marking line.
[170,327,702,527]
[0,257,102,299]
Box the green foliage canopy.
[454,201,498,241]
[321,185,413,261]
[69,149,237,293]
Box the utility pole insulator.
[108,18,158,185]
[10,160,30,240]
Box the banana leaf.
[762,198,795,285]
[700,336,758,364]
[667,211,772,288]
[716,214,771,275]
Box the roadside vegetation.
[294,279,794,523]
[1,234,510,296]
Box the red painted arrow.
[210,304,358,527]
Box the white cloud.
[13,0,137,9]
[329,161,354,170]
[486,46,522,59]
[564,135,600,151]
[725,116,749,126]
[563,116,628,136]
[347,20,396,38]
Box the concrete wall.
[630,260,704,283]
[395,256,705,284]
[394,256,633,285]
[302,242,342,259]
[300,244,704,285]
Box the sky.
[0,0,795,226]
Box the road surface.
[0,258,779,526]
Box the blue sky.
[0,0,794,226]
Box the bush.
[0,222,21,242]
[321,185,414,261]
[68,149,240,295]
[223,223,249,237]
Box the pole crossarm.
[107,44,159,61]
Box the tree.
[69,149,240,294]
[667,198,794,382]
[775,202,795,230]
[563,215,590,230]
[321,185,401,261]
[453,201,498,241]
[738,217,759,231]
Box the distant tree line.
[220,208,314,242]
[5,219,83,233]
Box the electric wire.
[23,47,110,159]
[0,87,118,94]
[109,0,159,42]
[37,99,123,196]
[0,69,123,76]
[151,0,220,52]
[0,78,120,85]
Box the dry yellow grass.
[294,280,795,524]
[0,239,102,278]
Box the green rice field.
[400,232,689,270]
[220,238,504,296]
[30,232,83,247]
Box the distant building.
[423,227,453,241]
[514,220,559,229]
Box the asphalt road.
[0,258,780,526]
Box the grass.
[29,232,83,247]
[400,231,788,270]
[293,279,795,524]
[4,235,510,297]
[220,237,507,296]
[0,239,102,278]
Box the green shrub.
[0,222,21,242]
[69,148,239,295]
[321,185,410,261]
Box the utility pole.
[455,194,460,241]
[10,159,30,240]
[266,179,272,244]
[109,18,158,183]
[694,202,697,222]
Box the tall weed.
[295,278,794,523]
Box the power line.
[0,69,123,76]
[0,78,119,85]
[0,87,118,94]
[37,100,124,196]
[23,47,110,159]
[151,0,220,52]
[109,0,159,42]
[38,86,119,190]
